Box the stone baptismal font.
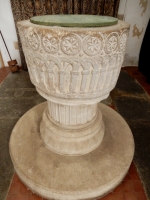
[9,15,134,200]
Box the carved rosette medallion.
[26,29,40,51]
[18,20,129,103]
[60,34,81,55]
[105,32,118,54]
[42,34,59,53]
[83,35,103,56]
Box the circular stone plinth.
[30,15,118,27]
[9,102,134,200]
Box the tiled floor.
[0,67,10,84]
[0,66,149,200]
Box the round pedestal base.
[9,102,134,200]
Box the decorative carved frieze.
[19,21,128,103]
[13,18,132,162]
[18,20,129,103]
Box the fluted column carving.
[17,20,130,156]
[40,101,104,155]
[48,101,97,125]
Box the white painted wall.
[0,0,21,67]
[118,0,150,66]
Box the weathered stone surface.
[0,120,15,200]
[9,18,134,200]
[17,20,129,104]
[10,102,134,200]
[0,71,45,200]
[0,98,45,119]
[127,120,150,198]
[113,97,150,121]
[115,70,146,95]
[16,19,130,155]
[30,15,118,27]
[0,71,34,89]
[111,71,150,199]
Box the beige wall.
[118,0,150,66]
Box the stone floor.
[0,67,150,200]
